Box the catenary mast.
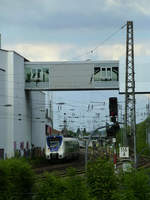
[124,21,136,166]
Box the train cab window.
[112,67,118,81]
[47,137,62,148]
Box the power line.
[71,23,127,60]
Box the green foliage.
[0,158,35,200]
[67,130,76,137]
[64,168,89,200]
[34,172,66,200]
[117,117,150,156]
[112,169,150,200]
[86,157,117,200]
[0,161,10,199]
[136,118,150,155]
[112,190,137,200]
[1,156,149,200]
[34,169,90,200]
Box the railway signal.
[109,97,118,123]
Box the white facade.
[31,91,52,149]
[0,49,52,159]
[0,48,119,159]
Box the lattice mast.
[124,21,136,165]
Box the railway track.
[33,152,85,175]
[137,155,150,169]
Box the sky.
[1,0,150,131]
[1,0,150,64]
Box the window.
[94,67,101,81]
[31,69,36,80]
[37,69,42,80]
[101,68,106,80]
[43,68,49,82]
[107,68,111,80]
[112,67,118,81]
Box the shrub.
[112,169,150,200]
[0,158,35,200]
[34,168,90,200]
[86,156,117,200]
[34,172,66,200]
[64,168,89,200]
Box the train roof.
[46,135,78,141]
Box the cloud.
[5,41,150,62]
[106,0,150,16]
[132,1,150,16]
[5,43,77,61]
[94,43,150,60]
[0,0,149,33]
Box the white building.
[0,49,52,159]
[0,45,119,159]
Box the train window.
[49,141,59,148]
[112,67,118,81]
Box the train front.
[45,135,63,159]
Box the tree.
[0,158,35,200]
[34,172,66,200]
[64,168,89,200]
[34,168,90,200]
[83,128,87,136]
[112,169,150,200]
[86,157,117,200]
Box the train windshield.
[49,140,59,148]
[47,136,62,150]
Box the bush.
[112,169,150,200]
[64,168,89,200]
[34,172,67,200]
[34,168,90,200]
[0,158,35,200]
[86,156,117,200]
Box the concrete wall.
[0,50,53,158]
[31,91,52,149]
[0,51,32,158]
[0,50,9,159]
[2,51,32,157]
[12,52,32,156]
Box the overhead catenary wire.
[71,23,127,60]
